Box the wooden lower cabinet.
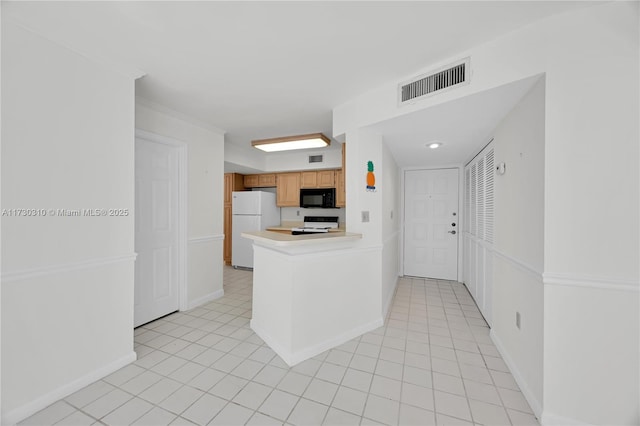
[276,173,301,207]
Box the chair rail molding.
[188,234,225,244]
[543,272,639,292]
[1,253,138,284]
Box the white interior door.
[404,168,459,280]
[135,137,180,327]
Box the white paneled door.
[135,137,180,327]
[404,168,459,280]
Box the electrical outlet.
[296,210,300,216]
[362,211,370,222]
[516,312,521,329]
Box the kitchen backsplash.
[281,207,346,224]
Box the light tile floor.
[20,267,539,426]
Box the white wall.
[538,5,638,424]
[492,77,545,414]
[341,128,399,320]
[225,141,266,172]
[1,21,136,423]
[225,142,341,174]
[264,146,342,172]
[135,102,226,308]
[380,140,400,316]
[333,3,639,424]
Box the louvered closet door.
[463,143,495,326]
[404,168,459,280]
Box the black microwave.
[300,188,336,208]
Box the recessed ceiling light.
[427,142,443,149]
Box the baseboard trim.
[2,351,137,425]
[382,276,400,319]
[540,411,594,426]
[490,330,542,419]
[251,317,384,367]
[543,272,638,292]
[2,253,137,284]
[249,321,294,365]
[187,289,224,310]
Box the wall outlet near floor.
[361,211,370,222]
[516,311,521,329]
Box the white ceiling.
[4,1,591,166]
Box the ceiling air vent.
[399,58,470,105]
[308,154,323,164]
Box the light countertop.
[242,230,362,247]
[266,226,344,233]
[266,221,346,233]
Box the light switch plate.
[362,211,370,222]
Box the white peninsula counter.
[242,230,383,366]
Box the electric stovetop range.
[291,216,339,235]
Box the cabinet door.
[317,170,336,188]
[232,173,245,191]
[223,204,232,264]
[276,173,301,207]
[224,173,233,204]
[300,172,318,188]
[258,173,276,187]
[336,143,346,207]
[244,175,259,188]
[335,169,346,207]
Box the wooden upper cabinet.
[317,170,335,188]
[258,174,276,187]
[243,174,259,188]
[244,173,276,188]
[276,173,301,207]
[300,172,318,188]
[300,170,336,188]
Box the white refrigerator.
[232,191,281,269]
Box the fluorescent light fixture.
[427,142,443,149]
[252,133,330,152]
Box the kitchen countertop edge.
[242,230,362,247]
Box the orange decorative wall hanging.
[366,161,376,191]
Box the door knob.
[448,230,456,235]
